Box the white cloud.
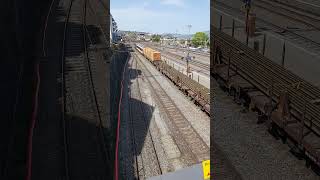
[160,0,186,7]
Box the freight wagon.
[134,43,210,115]
[212,26,320,174]
[135,44,161,64]
[143,47,161,62]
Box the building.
[110,14,119,43]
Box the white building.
[110,14,119,43]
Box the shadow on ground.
[116,46,159,179]
[30,0,111,179]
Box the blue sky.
[110,0,210,34]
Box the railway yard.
[21,0,112,179]
[146,43,210,89]
[117,44,211,179]
[212,0,320,179]
[2,0,212,178]
[4,0,320,179]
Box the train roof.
[136,43,144,49]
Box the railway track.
[134,52,210,166]
[213,26,320,171]
[253,0,320,30]
[152,44,210,58]
[128,55,162,179]
[150,45,210,73]
[215,1,320,54]
[61,0,109,178]
[164,51,210,71]
[162,45,210,57]
[23,0,110,179]
[161,53,210,73]
[163,55,210,78]
[275,0,320,17]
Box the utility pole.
[176,29,178,51]
[186,25,192,75]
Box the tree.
[151,34,161,42]
[191,32,209,47]
[179,39,186,45]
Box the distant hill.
[176,34,193,39]
[119,30,210,39]
[171,30,209,40]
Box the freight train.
[135,43,161,63]
[212,26,320,174]
[134,43,210,115]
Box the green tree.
[191,32,209,47]
[151,34,161,42]
[179,39,186,45]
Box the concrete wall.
[109,45,129,177]
[1,1,58,179]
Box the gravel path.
[138,53,210,149]
[213,78,319,180]
[119,50,210,179]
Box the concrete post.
[262,33,266,56]
[219,15,222,31]
[281,41,286,67]
[232,19,235,37]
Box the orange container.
[143,47,161,62]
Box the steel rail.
[134,57,163,176]
[152,44,210,57]
[278,0,320,16]
[61,0,111,178]
[254,0,320,31]
[82,0,111,171]
[151,46,210,71]
[214,1,320,53]
[164,46,210,57]
[85,0,113,164]
[128,56,141,179]
[127,55,163,178]
[60,0,75,179]
[134,45,209,113]
[86,0,109,45]
[133,52,204,165]
[161,53,209,71]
